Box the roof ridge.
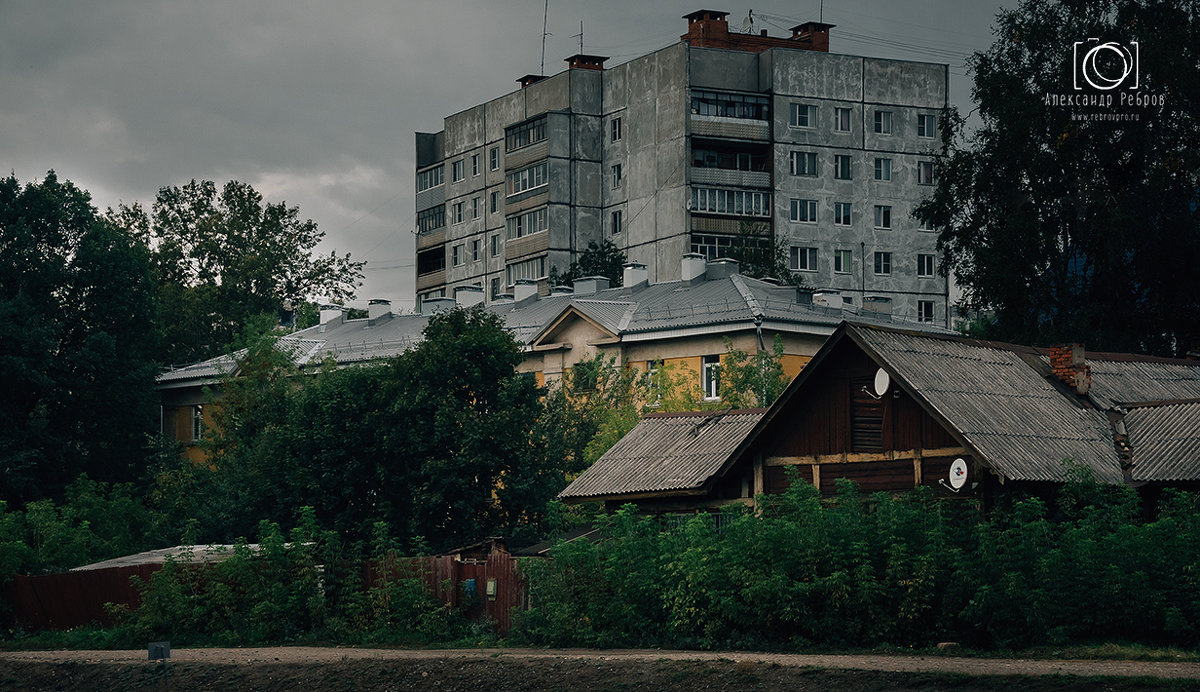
[730,274,763,319]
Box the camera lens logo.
[1073,39,1139,90]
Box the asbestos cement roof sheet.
[559,409,764,499]
[853,327,1125,484]
[1126,400,1200,482]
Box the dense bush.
[517,479,1200,651]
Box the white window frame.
[452,244,464,267]
[834,249,852,274]
[452,159,465,182]
[471,153,480,177]
[790,103,817,128]
[918,300,935,323]
[918,114,936,138]
[611,209,623,235]
[490,146,500,171]
[611,117,622,142]
[874,205,892,229]
[790,246,818,272]
[611,163,623,189]
[790,198,818,223]
[505,206,549,240]
[472,197,480,219]
[191,404,204,442]
[834,107,851,132]
[790,151,817,177]
[918,253,935,277]
[452,201,464,224]
[874,110,893,134]
[835,202,852,226]
[918,161,935,186]
[874,251,892,275]
[874,158,892,181]
[490,233,500,257]
[506,162,548,197]
[471,238,481,262]
[834,154,852,180]
[702,355,720,401]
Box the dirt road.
[3,646,1199,691]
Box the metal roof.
[1126,400,1200,482]
[559,410,765,500]
[854,327,1125,483]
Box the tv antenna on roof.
[571,20,583,53]
[540,0,550,75]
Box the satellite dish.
[948,458,969,490]
[742,10,754,33]
[873,368,890,397]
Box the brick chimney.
[565,54,608,71]
[681,10,833,53]
[790,22,834,52]
[681,9,731,48]
[517,74,547,88]
[1049,343,1091,395]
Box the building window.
[918,161,935,185]
[834,154,852,180]
[790,246,818,271]
[490,233,500,257]
[834,107,851,132]
[506,162,548,196]
[690,187,771,217]
[471,153,480,176]
[918,253,935,277]
[471,238,481,262]
[611,163,623,189]
[874,251,892,275]
[874,205,892,229]
[505,206,549,239]
[417,206,445,234]
[191,405,204,442]
[918,215,934,232]
[611,117,622,142]
[452,159,465,182]
[702,355,720,400]
[417,165,445,192]
[790,198,817,223]
[918,114,937,138]
[835,202,852,226]
[611,209,623,235]
[490,146,500,170]
[452,244,464,267]
[874,110,892,134]
[472,197,480,219]
[505,117,547,151]
[834,249,852,274]
[790,103,817,128]
[918,300,935,323]
[505,256,546,286]
[873,158,892,181]
[690,90,770,120]
[790,151,817,176]
[490,277,501,299]
[452,201,464,224]
[490,190,499,213]
[417,246,446,276]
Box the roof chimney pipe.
[573,276,611,296]
[513,279,539,303]
[623,262,648,288]
[681,252,707,283]
[454,285,485,308]
[1049,343,1091,395]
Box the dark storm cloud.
[0,1,1009,310]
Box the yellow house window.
[191,405,204,442]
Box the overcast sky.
[1,1,1013,312]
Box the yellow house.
[158,256,941,457]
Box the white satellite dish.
[948,458,969,490]
[873,368,891,397]
[742,10,754,33]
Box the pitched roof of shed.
[1125,400,1200,482]
[559,409,765,500]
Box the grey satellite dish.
[742,10,754,33]
[948,458,969,490]
[873,368,890,397]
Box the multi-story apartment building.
[415,9,950,326]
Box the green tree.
[724,220,803,287]
[917,0,1200,355]
[0,172,159,502]
[715,334,789,409]
[550,239,627,287]
[110,180,365,364]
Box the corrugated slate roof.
[853,327,1125,483]
[1126,401,1200,482]
[560,410,765,499]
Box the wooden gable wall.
[749,342,971,497]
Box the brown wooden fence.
[3,551,527,635]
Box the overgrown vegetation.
[517,477,1200,651]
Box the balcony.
[416,268,446,292]
[690,167,771,188]
[415,184,445,213]
[416,226,446,250]
[505,230,550,260]
[690,114,770,141]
